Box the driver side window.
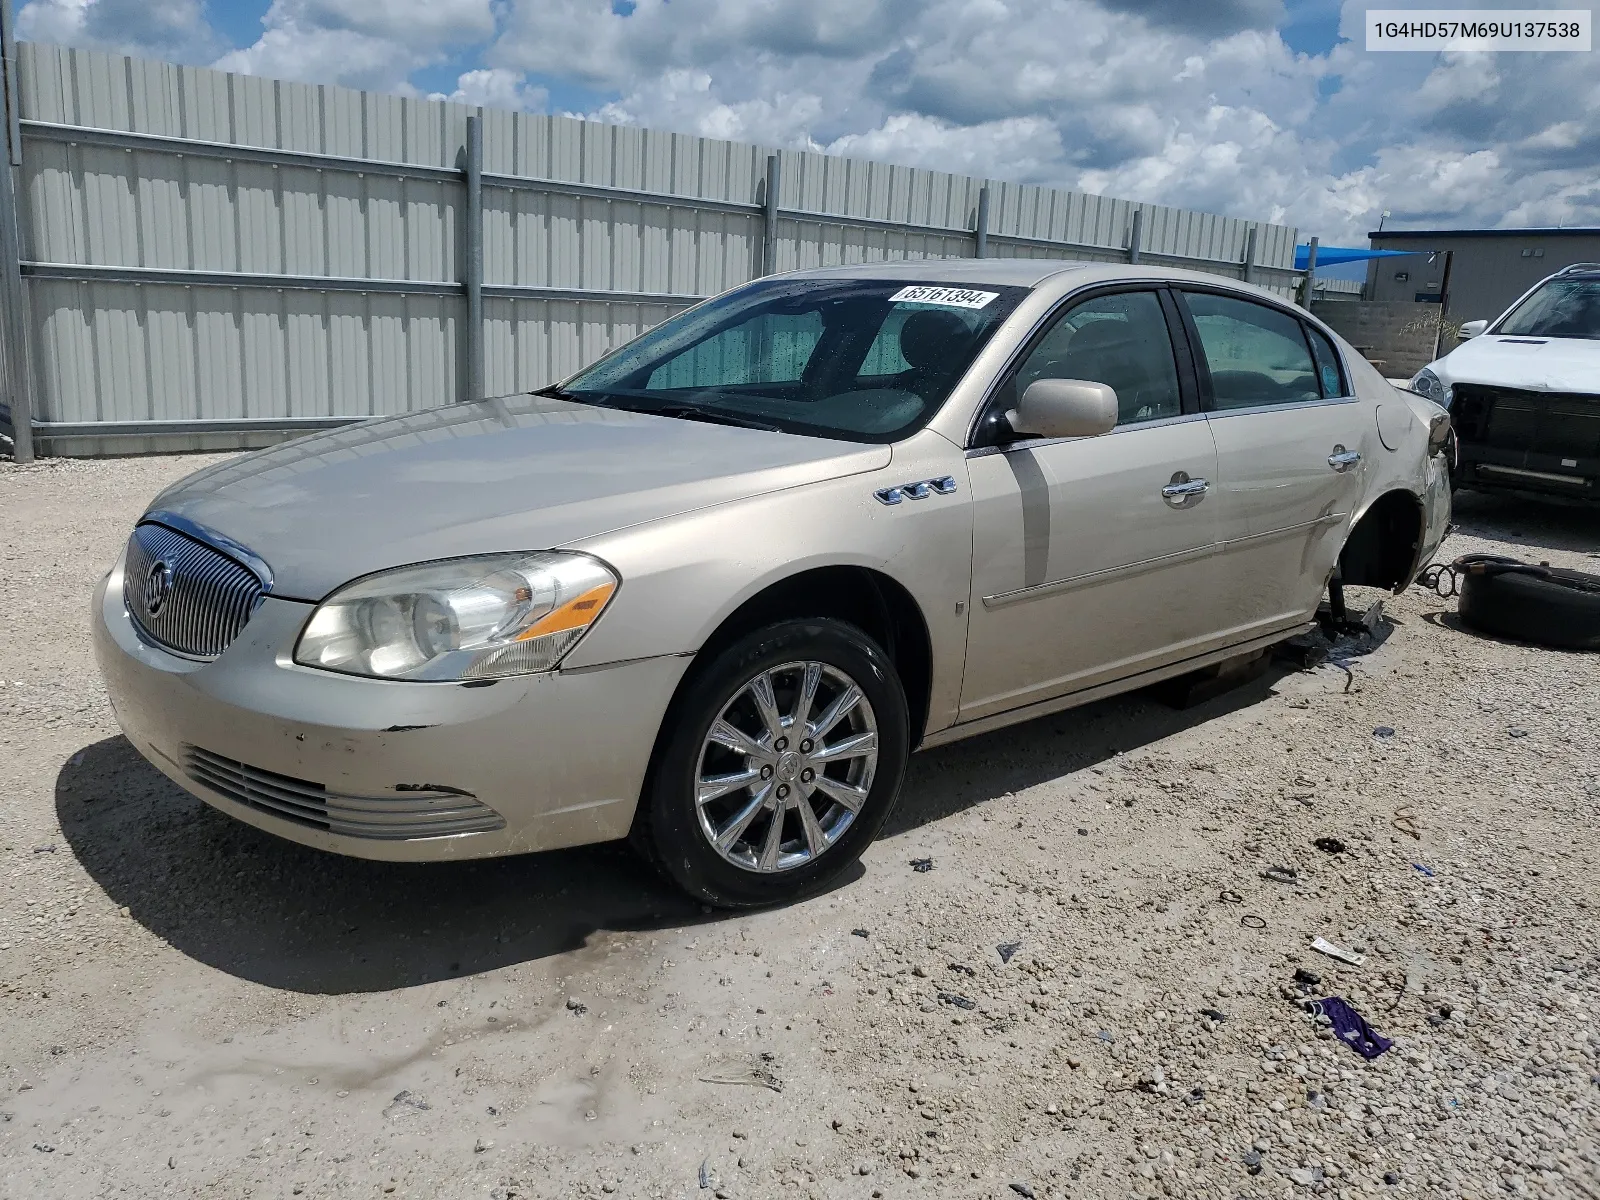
[1010,290,1183,426]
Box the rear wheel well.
[693,567,934,746]
[1339,490,1424,592]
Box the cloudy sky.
[15,0,1600,250]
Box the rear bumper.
[93,559,690,862]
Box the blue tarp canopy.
[1295,245,1416,270]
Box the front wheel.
[638,618,910,908]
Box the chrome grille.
[183,746,506,841]
[124,522,265,659]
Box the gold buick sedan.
[95,260,1451,907]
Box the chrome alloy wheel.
[695,660,879,873]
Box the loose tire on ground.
[1457,554,1600,651]
[636,618,910,908]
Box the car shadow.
[57,667,1290,995]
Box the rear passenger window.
[1182,291,1321,410]
[1305,325,1347,398]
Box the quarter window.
[1305,324,1347,399]
[1182,291,1322,410]
[1007,290,1183,426]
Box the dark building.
[1365,228,1600,325]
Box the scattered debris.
[1199,1008,1229,1023]
[1384,1170,1402,1186]
[565,997,588,1015]
[937,991,977,1011]
[1240,914,1267,930]
[909,858,934,873]
[1311,936,1366,966]
[1008,1184,1036,1199]
[1392,809,1422,839]
[383,1091,430,1119]
[1314,996,1393,1060]
[1412,863,1435,878]
[1373,726,1395,740]
[699,1159,712,1189]
[1242,1149,1262,1175]
[698,1061,783,1093]
[1312,836,1346,854]
[1294,967,1322,988]
[1507,727,1528,738]
[473,1137,493,1153]
[851,928,869,938]
[948,962,976,977]
[1218,889,1244,904]
[31,844,56,854]
[1261,865,1300,885]
[997,941,1021,964]
[1183,1086,1205,1105]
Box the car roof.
[777,258,1296,303]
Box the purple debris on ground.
[1316,996,1393,1060]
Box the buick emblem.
[144,560,172,618]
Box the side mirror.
[1457,320,1488,339]
[1007,378,1118,440]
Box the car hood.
[1435,334,1600,392]
[148,394,892,600]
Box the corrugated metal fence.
[0,40,1300,459]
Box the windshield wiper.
[646,404,783,432]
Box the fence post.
[0,0,33,462]
[1242,225,1258,286]
[462,112,484,404]
[761,153,781,276]
[1127,207,1143,265]
[974,184,990,259]
[1298,235,1319,308]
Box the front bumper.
[93,560,690,862]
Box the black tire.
[1457,556,1600,651]
[637,618,910,908]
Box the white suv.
[1408,263,1600,503]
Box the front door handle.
[1328,446,1362,472]
[1161,472,1210,508]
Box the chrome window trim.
[1203,395,1362,421]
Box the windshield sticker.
[889,285,1000,310]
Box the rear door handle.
[1161,473,1210,508]
[1328,446,1362,472]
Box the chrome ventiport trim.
[874,476,959,505]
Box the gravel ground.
[1,452,1597,1200]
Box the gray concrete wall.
[1365,232,1600,324]
[1312,300,1443,378]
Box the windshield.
[558,278,1030,442]
[1494,277,1600,340]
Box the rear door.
[960,286,1226,722]
[1176,289,1370,638]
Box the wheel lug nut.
[801,768,814,782]
[799,739,813,753]
[774,737,788,752]
[777,784,790,798]
[760,765,773,780]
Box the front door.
[961,288,1225,723]
[1176,290,1371,639]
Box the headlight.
[293,552,618,681]
[1407,368,1452,408]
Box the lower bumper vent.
[183,746,505,840]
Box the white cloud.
[18,0,220,62]
[430,69,549,112]
[215,0,495,93]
